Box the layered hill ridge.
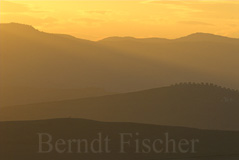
[99,32,239,42]
[2,23,238,41]
[175,32,239,42]
[1,23,239,107]
[0,23,39,33]
[99,36,170,43]
[1,83,239,130]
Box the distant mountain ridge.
[0,23,38,33]
[175,32,239,43]
[3,23,238,41]
[1,23,239,106]
[99,36,170,43]
[1,83,239,130]
[99,32,239,43]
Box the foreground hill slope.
[1,84,239,130]
[0,118,239,160]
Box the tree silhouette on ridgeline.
[171,82,239,93]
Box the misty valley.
[1,23,239,160]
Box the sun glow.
[1,0,239,40]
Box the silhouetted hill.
[1,23,239,106]
[0,23,216,106]
[98,32,239,92]
[0,23,92,43]
[100,36,169,43]
[0,23,39,33]
[176,32,239,42]
[100,33,239,43]
[0,87,114,106]
[0,118,239,160]
[1,84,239,130]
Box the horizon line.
[1,22,239,41]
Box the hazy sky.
[1,0,239,40]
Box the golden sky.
[1,0,239,40]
